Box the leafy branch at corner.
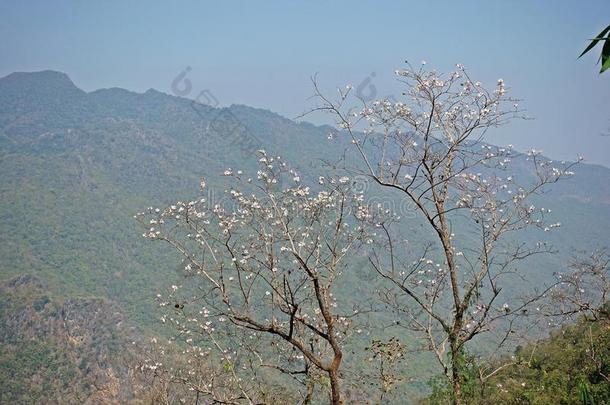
[579,24,610,74]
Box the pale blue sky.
[1,0,609,166]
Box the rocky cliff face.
[0,274,143,404]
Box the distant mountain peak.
[144,88,164,95]
[0,70,81,91]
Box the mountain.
[0,71,609,399]
[0,70,347,323]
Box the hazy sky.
[1,0,609,166]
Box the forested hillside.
[0,274,142,403]
[1,70,609,402]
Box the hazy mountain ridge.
[2,70,608,198]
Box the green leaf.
[601,38,610,73]
[602,57,610,73]
[579,24,610,58]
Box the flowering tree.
[309,63,579,404]
[549,249,610,323]
[136,151,379,404]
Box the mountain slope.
[0,71,609,398]
[0,274,142,403]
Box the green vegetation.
[579,24,610,74]
[425,313,610,404]
[0,274,141,403]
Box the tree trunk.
[451,363,462,405]
[450,339,463,405]
[329,369,342,405]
